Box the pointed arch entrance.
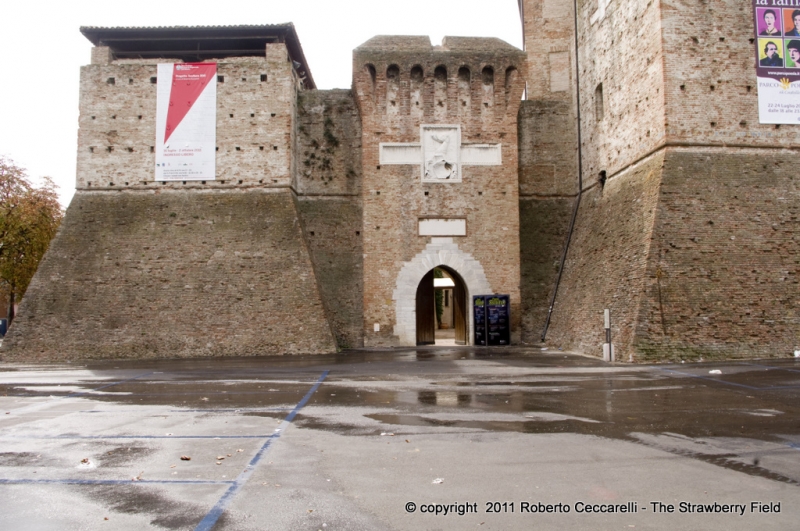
[415,266,468,345]
[392,238,492,346]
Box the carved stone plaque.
[421,125,461,182]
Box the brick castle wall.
[1,42,342,360]
[2,190,337,360]
[295,89,364,348]
[77,44,299,192]
[353,37,526,346]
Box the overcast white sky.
[0,0,522,207]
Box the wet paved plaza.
[1,347,799,530]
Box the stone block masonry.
[77,43,298,191]
[294,89,364,349]
[544,149,800,361]
[2,190,337,360]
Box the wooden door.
[453,277,467,345]
[416,270,435,345]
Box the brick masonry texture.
[635,149,799,361]
[518,0,799,360]
[543,149,799,361]
[77,44,298,191]
[543,153,664,359]
[6,4,800,361]
[520,0,579,197]
[2,190,337,360]
[518,100,579,197]
[294,89,364,349]
[576,0,667,185]
[353,36,526,346]
[519,196,573,344]
[295,195,364,349]
[295,89,362,196]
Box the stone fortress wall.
[352,36,526,346]
[521,0,799,360]
[2,38,346,359]
[3,2,798,361]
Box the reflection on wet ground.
[2,347,800,526]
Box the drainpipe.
[541,0,584,342]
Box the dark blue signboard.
[473,294,510,346]
[473,296,487,346]
[486,295,510,345]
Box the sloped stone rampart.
[2,189,337,360]
[635,149,800,361]
[295,196,364,349]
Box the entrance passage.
[415,267,467,346]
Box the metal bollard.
[602,309,614,363]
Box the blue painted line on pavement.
[0,478,233,485]
[787,443,800,451]
[194,370,329,531]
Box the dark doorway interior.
[416,267,467,346]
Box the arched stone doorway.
[392,238,492,346]
[415,266,468,345]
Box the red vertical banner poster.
[155,63,217,180]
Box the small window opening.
[260,74,267,82]
[599,170,607,188]
[218,75,224,83]
[150,77,157,84]
[594,83,604,121]
[107,77,115,85]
